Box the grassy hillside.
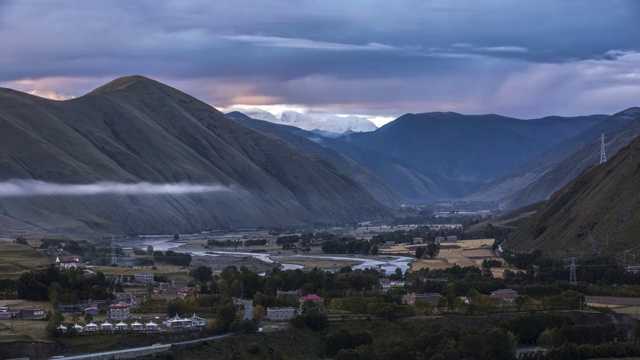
[0,76,388,236]
[507,133,640,255]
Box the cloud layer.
[0,180,229,197]
[0,1,639,122]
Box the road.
[241,299,254,320]
[49,333,235,360]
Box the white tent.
[73,323,84,333]
[57,324,68,333]
[145,321,158,331]
[85,322,98,332]
[115,321,128,331]
[131,321,144,331]
[100,321,113,331]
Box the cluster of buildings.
[0,306,46,320]
[265,292,326,321]
[57,320,160,334]
[57,313,207,334]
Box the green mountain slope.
[0,76,388,235]
[507,133,640,255]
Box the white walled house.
[267,307,295,321]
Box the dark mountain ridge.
[340,112,607,185]
[467,108,640,208]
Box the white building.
[134,273,154,284]
[266,307,295,321]
[55,256,81,269]
[109,302,131,320]
[190,314,206,327]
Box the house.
[114,293,134,304]
[100,321,113,331]
[413,237,424,244]
[435,236,445,243]
[177,287,195,299]
[85,322,98,332]
[378,278,391,292]
[446,235,458,242]
[115,321,128,331]
[625,266,640,274]
[84,306,100,316]
[165,314,192,328]
[266,307,295,321]
[277,289,301,300]
[190,314,206,327]
[403,293,442,307]
[109,302,131,320]
[134,273,155,284]
[145,321,159,331]
[384,241,396,247]
[299,294,324,309]
[57,324,68,333]
[172,279,189,288]
[490,289,519,302]
[17,308,45,320]
[56,256,81,269]
[72,323,84,333]
[0,311,11,320]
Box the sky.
[0,0,639,126]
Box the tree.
[415,247,425,259]
[14,237,28,246]
[426,243,440,259]
[253,304,266,318]
[84,313,93,323]
[215,304,238,333]
[173,234,180,241]
[146,245,154,258]
[190,266,213,283]
[370,245,379,255]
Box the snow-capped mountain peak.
[229,108,378,134]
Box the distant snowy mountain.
[228,109,378,134]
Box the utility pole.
[600,133,607,164]
[568,257,578,285]
[110,240,118,266]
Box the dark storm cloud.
[0,0,639,120]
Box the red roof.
[178,287,194,293]
[378,278,390,284]
[109,302,131,309]
[300,294,323,301]
[61,257,80,263]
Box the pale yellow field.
[0,319,48,342]
[0,242,52,278]
[382,239,510,273]
[274,257,360,269]
[91,265,188,277]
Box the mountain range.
[233,108,378,135]
[0,76,388,236]
[466,108,640,208]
